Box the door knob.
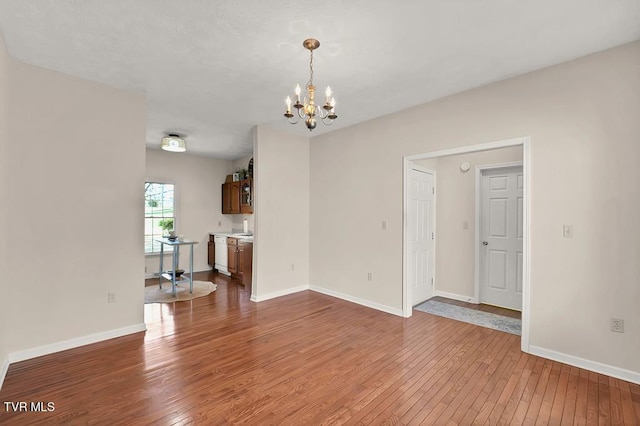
[482,241,488,246]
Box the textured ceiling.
[0,0,639,159]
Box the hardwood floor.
[1,271,639,425]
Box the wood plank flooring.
[1,271,639,425]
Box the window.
[144,182,175,254]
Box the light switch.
[463,220,469,230]
[382,220,388,230]
[563,225,573,238]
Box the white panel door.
[409,168,435,305]
[480,166,523,311]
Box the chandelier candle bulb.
[295,84,301,102]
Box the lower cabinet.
[226,237,252,294]
[227,237,239,275]
[241,242,253,294]
[207,235,216,269]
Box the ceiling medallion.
[283,38,337,131]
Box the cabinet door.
[230,182,241,213]
[227,241,238,274]
[207,241,215,268]
[238,243,245,276]
[222,183,231,214]
[242,242,253,293]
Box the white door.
[409,167,435,305]
[479,166,523,311]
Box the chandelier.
[284,38,337,131]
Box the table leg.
[158,243,164,289]
[172,246,178,297]
[189,244,194,293]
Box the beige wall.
[5,57,147,355]
[145,148,236,275]
[0,32,9,384]
[310,42,640,375]
[253,125,309,299]
[416,147,523,299]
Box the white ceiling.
[0,1,638,160]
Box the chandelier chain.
[308,49,314,87]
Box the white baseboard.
[251,284,309,302]
[0,354,9,391]
[529,345,640,385]
[310,285,404,317]
[251,284,405,317]
[8,323,147,365]
[434,290,477,304]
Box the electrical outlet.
[610,318,624,333]
[291,263,295,271]
[382,220,388,230]
[108,292,116,304]
[218,221,222,227]
[367,272,372,281]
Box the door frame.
[474,162,523,308]
[408,165,437,306]
[402,136,531,353]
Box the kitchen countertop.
[210,231,253,241]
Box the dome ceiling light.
[161,134,186,152]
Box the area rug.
[414,299,521,335]
[144,281,217,303]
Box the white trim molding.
[434,290,476,304]
[310,285,404,317]
[529,345,640,385]
[251,285,309,302]
[402,136,531,354]
[0,354,9,391]
[7,323,147,365]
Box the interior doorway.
[402,136,531,353]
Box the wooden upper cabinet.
[222,183,231,214]
[222,179,252,214]
[222,181,241,214]
[240,178,253,214]
[230,182,241,213]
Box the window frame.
[144,181,177,255]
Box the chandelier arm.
[321,116,336,126]
[287,115,300,125]
[315,105,328,119]
[297,107,307,120]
